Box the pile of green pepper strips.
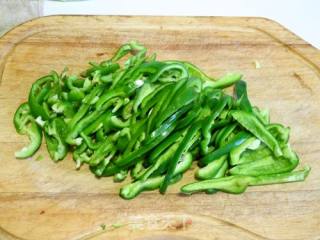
[14,41,310,199]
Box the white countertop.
[44,0,320,49]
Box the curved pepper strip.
[204,160,229,194]
[266,123,290,144]
[231,110,283,157]
[229,143,299,176]
[252,106,270,125]
[155,77,202,129]
[14,103,42,159]
[120,152,192,200]
[154,78,188,126]
[181,166,310,195]
[229,137,260,166]
[236,145,271,165]
[201,131,251,165]
[44,118,68,161]
[196,155,227,180]
[133,82,157,113]
[214,123,237,147]
[140,83,172,112]
[148,62,189,83]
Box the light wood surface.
[0,16,319,240]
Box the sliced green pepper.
[231,110,283,157]
[14,103,42,159]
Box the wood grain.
[0,16,320,240]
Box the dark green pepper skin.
[14,103,42,159]
[201,131,251,165]
[160,122,201,194]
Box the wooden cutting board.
[0,16,319,240]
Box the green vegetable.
[181,166,310,194]
[14,103,42,158]
[13,41,309,199]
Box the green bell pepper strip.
[85,62,120,79]
[109,41,146,63]
[181,166,310,195]
[113,53,147,88]
[120,152,192,200]
[154,78,188,126]
[139,140,181,181]
[266,123,290,144]
[14,103,43,159]
[114,118,177,168]
[73,143,89,169]
[252,106,270,125]
[203,73,242,89]
[175,106,201,131]
[66,96,121,145]
[80,132,101,150]
[89,153,115,177]
[200,95,229,155]
[231,110,283,157]
[131,160,147,180]
[122,101,134,120]
[155,77,202,128]
[148,130,184,164]
[230,137,260,166]
[210,119,232,133]
[182,61,215,81]
[236,145,271,165]
[89,139,115,166]
[234,80,252,112]
[132,82,157,112]
[123,119,147,155]
[229,143,299,176]
[91,161,122,177]
[67,85,105,131]
[28,75,55,120]
[201,87,222,109]
[43,118,68,161]
[160,122,201,194]
[204,159,229,194]
[149,62,189,83]
[214,123,237,147]
[146,85,173,134]
[140,83,172,112]
[145,106,187,144]
[113,169,128,182]
[201,131,251,165]
[196,155,227,180]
